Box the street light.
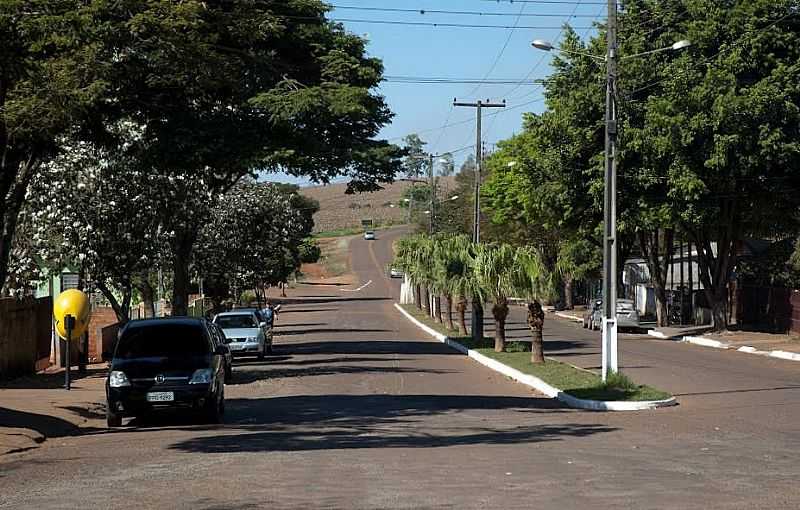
[532,31,690,381]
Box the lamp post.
[532,25,690,380]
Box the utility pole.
[453,98,506,342]
[428,155,435,235]
[601,0,618,381]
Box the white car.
[213,311,269,360]
[364,230,375,240]
[389,267,404,278]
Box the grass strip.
[401,304,671,402]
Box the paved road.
[2,228,799,509]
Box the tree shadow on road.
[282,341,460,356]
[276,328,392,337]
[228,364,457,385]
[167,394,613,453]
[0,367,107,390]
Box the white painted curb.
[770,350,800,362]
[394,303,677,412]
[555,311,584,322]
[650,329,800,363]
[682,335,730,350]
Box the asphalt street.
[1,228,799,509]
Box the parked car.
[364,230,375,240]
[213,310,271,358]
[106,317,227,427]
[584,298,641,331]
[389,267,404,278]
[208,322,233,383]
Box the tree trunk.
[493,298,509,352]
[564,275,574,310]
[528,300,545,363]
[456,298,468,335]
[96,280,132,324]
[423,286,430,313]
[444,294,455,331]
[638,229,674,328]
[414,284,422,310]
[0,156,39,292]
[433,294,442,323]
[134,276,156,318]
[171,234,195,317]
[471,298,484,342]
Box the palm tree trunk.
[493,298,509,352]
[528,300,546,363]
[414,284,422,310]
[456,298,468,335]
[444,294,455,331]
[423,286,430,313]
[433,294,442,323]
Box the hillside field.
[301,178,456,234]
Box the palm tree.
[514,246,553,363]
[474,243,552,354]
[442,236,478,336]
[431,235,471,331]
[395,235,425,310]
[473,243,517,352]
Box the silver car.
[213,311,269,360]
[364,230,375,240]
[584,299,640,331]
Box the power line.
[328,5,602,18]
[284,16,595,29]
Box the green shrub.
[299,239,322,263]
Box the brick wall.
[0,297,52,379]
[88,307,119,362]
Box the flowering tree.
[20,136,216,321]
[195,183,305,307]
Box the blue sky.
[271,0,605,186]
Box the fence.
[0,297,53,379]
[736,285,798,334]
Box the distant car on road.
[364,230,375,240]
[584,298,641,331]
[106,317,227,427]
[389,267,404,278]
[213,310,271,358]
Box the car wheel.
[224,365,232,383]
[266,344,273,355]
[107,406,122,428]
[257,348,265,361]
[205,386,224,424]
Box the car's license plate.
[146,392,174,402]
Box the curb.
[394,303,676,412]
[648,330,800,362]
[554,311,584,322]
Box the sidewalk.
[647,324,800,360]
[0,364,107,457]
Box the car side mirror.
[259,321,267,328]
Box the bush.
[299,239,322,263]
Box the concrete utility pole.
[428,154,435,235]
[453,98,506,342]
[601,0,619,380]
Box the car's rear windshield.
[116,324,209,359]
[215,314,257,329]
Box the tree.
[195,183,304,307]
[0,1,109,292]
[402,134,428,178]
[89,1,404,314]
[635,0,800,330]
[22,138,179,322]
[473,244,551,353]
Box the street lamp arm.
[619,40,691,60]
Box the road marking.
[340,279,373,292]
